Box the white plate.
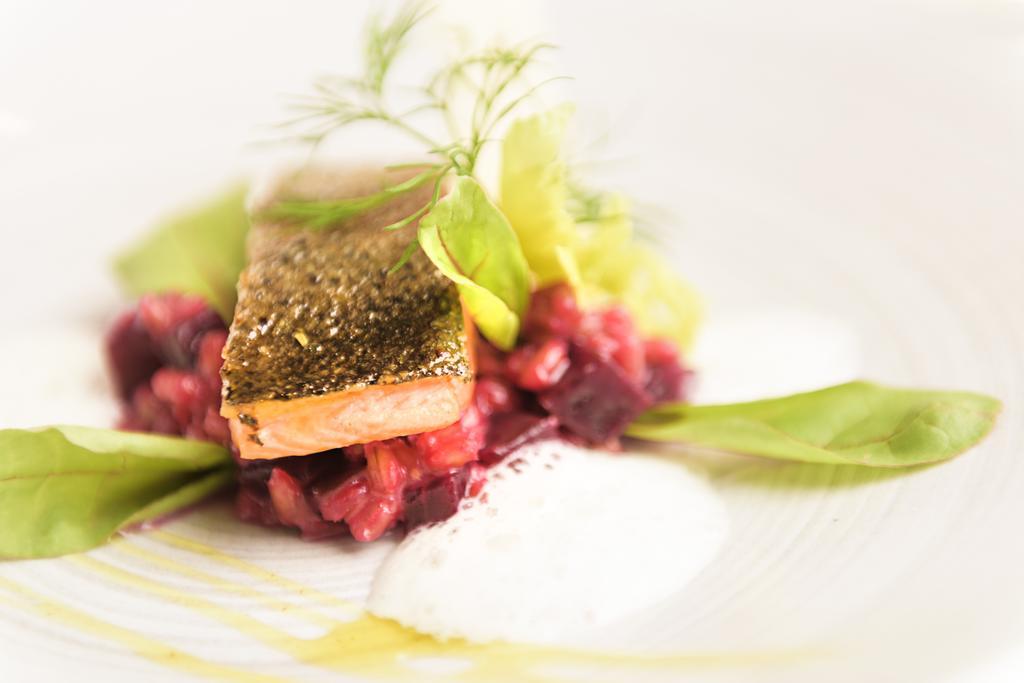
[2,1,1022,681]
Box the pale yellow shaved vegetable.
[500,105,577,285]
[500,108,703,349]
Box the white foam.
[367,441,728,645]
[690,308,861,404]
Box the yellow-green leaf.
[500,104,577,285]
[418,177,531,350]
[500,108,702,349]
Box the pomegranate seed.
[137,293,210,339]
[201,408,232,446]
[267,468,345,540]
[236,484,279,526]
[643,338,690,403]
[105,311,162,400]
[475,340,509,377]
[121,385,178,435]
[473,376,521,416]
[525,283,582,338]
[345,494,401,541]
[315,472,370,523]
[197,329,228,379]
[365,441,408,492]
[411,405,486,472]
[509,338,570,391]
[576,307,646,382]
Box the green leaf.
[113,185,250,321]
[0,426,233,559]
[418,177,531,350]
[627,381,1001,467]
[123,467,234,528]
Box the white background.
[1,1,1022,681]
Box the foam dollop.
[367,441,728,645]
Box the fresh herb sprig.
[272,2,564,248]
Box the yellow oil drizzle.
[150,530,353,611]
[0,576,288,683]
[66,540,810,682]
[110,539,340,630]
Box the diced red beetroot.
[643,338,691,403]
[267,468,346,540]
[403,465,476,531]
[507,338,571,391]
[105,311,162,400]
[525,283,582,339]
[540,344,653,443]
[480,412,560,465]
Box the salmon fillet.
[221,167,474,460]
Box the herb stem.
[275,3,563,239]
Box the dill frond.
[272,0,565,269]
[363,1,432,95]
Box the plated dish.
[0,1,1003,671]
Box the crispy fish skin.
[221,167,474,459]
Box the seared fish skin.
[221,167,474,459]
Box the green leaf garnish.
[114,185,249,321]
[0,426,233,559]
[627,382,1001,467]
[417,177,530,350]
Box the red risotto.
[105,284,690,541]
